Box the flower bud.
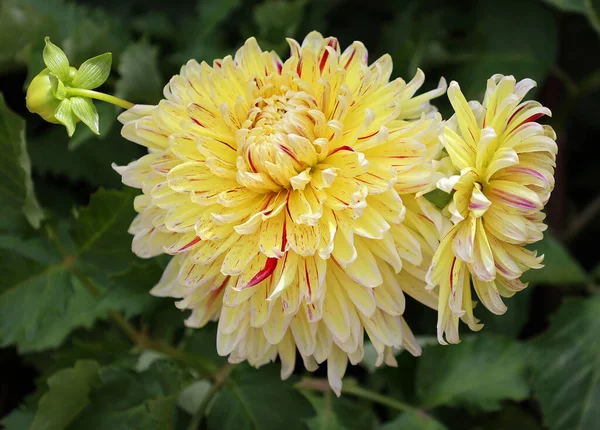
[25,67,77,124]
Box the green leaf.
[543,0,586,12]
[529,296,600,430]
[31,360,101,430]
[450,0,558,99]
[100,263,162,318]
[303,392,378,430]
[477,285,534,337]
[585,0,600,35]
[305,393,347,430]
[0,93,44,231]
[115,40,163,105]
[593,263,600,281]
[29,327,135,379]
[178,380,212,415]
[197,0,241,38]
[424,189,452,210]
[70,96,100,135]
[54,98,77,136]
[207,364,315,430]
[71,188,138,275]
[416,336,529,411]
[43,36,70,82]
[521,233,589,285]
[1,408,35,430]
[71,52,112,89]
[184,322,227,367]
[253,0,309,51]
[131,13,176,40]
[28,120,143,188]
[380,411,448,430]
[0,245,100,352]
[69,360,191,429]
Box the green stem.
[188,363,235,430]
[341,383,416,413]
[65,88,134,109]
[296,378,417,414]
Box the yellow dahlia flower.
[113,31,447,394]
[427,75,557,344]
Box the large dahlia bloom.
[427,75,558,344]
[113,31,447,393]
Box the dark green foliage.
[207,365,314,430]
[0,0,599,428]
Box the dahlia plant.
[26,33,557,395]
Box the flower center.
[235,88,329,193]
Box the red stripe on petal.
[344,49,356,69]
[179,237,201,252]
[319,49,330,74]
[327,145,355,156]
[278,144,301,164]
[245,257,278,288]
[449,257,457,299]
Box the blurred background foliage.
[0,0,599,429]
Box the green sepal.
[43,37,70,83]
[54,99,77,137]
[48,73,67,100]
[71,97,100,135]
[71,53,113,90]
[424,188,454,210]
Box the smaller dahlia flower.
[114,32,448,394]
[427,75,557,344]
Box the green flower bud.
[26,37,126,137]
[25,67,78,124]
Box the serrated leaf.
[30,327,135,379]
[100,263,162,318]
[115,40,163,105]
[69,360,191,430]
[304,394,347,430]
[522,233,589,285]
[43,37,70,82]
[207,364,314,430]
[54,97,76,136]
[28,121,144,188]
[31,360,101,430]
[302,392,377,430]
[0,94,44,231]
[70,96,100,135]
[380,411,448,430]
[71,52,112,89]
[71,188,138,274]
[416,336,528,411]
[529,296,600,430]
[0,246,100,352]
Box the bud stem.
[65,88,134,109]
